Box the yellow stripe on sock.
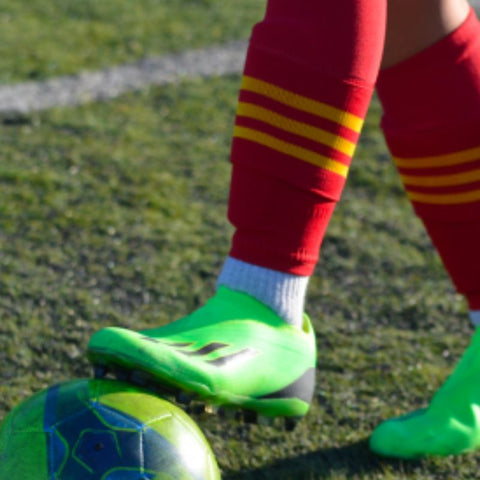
[237,102,356,157]
[400,168,480,187]
[241,76,364,134]
[394,146,480,169]
[407,188,480,205]
[234,126,349,177]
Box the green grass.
[1,76,479,479]
[2,4,480,479]
[0,0,264,83]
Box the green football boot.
[87,286,316,425]
[370,328,480,458]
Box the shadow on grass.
[223,438,424,480]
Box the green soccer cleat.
[370,328,480,459]
[87,286,316,424]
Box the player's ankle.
[216,257,309,328]
[470,310,480,326]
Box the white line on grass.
[1,0,479,116]
[0,41,247,115]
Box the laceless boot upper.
[370,328,480,458]
[88,287,316,419]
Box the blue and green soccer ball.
[0,379,220,480]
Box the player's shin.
[225,0,386,324]
[371,9,480,458]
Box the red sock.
[377,9,480,309]
[228,0,386,275]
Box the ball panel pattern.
[0,379,220,480]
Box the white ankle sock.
[470,310,480,327]
[217,257,309,328]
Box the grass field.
[1,2,480,479]
[0,0,263,83]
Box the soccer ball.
[0,378,220,480]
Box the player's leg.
[380,0,470,69]
[88,0,387,422]
[369,0,480,458]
